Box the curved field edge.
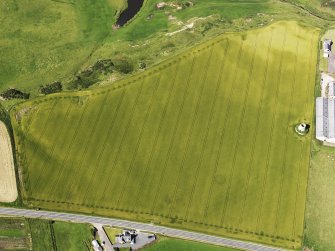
[0,121,18,202]
[10,21,319,249]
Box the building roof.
[316,97,335,143]
[115,230,138,244]
[324,39,332,45]
[91,240,103,251]
[324,39,332,52]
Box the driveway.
[93,223,114,251]
[328,52,335,73]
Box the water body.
[116,0,144,26]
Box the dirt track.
[0,121,17,202]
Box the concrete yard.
[112,230,156,250]
[328,52,335,74]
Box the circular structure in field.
[295,123,309,136]
[0,121,18,202]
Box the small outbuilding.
[295,123,309,135]
[323,39,332,57]
[92,240,103,251]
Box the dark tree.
[0,89,29,100]
[40,81,63,95]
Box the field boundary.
[0,206,284,251]
[26,197,300,245]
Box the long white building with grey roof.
[316,73,335,145]
[316,97,335,143]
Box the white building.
[316,97,335,143]
[316,73,335,145]
[323,39,332,58]
[115,230,137,245]
[92,240,103,251]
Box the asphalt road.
[0,207,283,251]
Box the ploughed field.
[0,217,30,250]
[11,21,318,248]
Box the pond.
[116,0,145,27]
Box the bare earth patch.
[0,121,17,202]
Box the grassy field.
[28,219,93,251]
[283,0,335,19]
[0,0,272,93]
[303,141,335,251]
[0,0,329,98]
[52,221,93,251]
[28,219,56,251]
[0,0,125,92]
[11,21,319,249]
[144,237,239,251]
[0,217,30,250]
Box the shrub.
[40,81,62,95]
[67,69,99,90]
[92,59,114,74]
[0,89,29,100]
[113,59,134,74]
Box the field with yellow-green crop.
[11,21,319,249]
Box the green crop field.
[11,21,319,249]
